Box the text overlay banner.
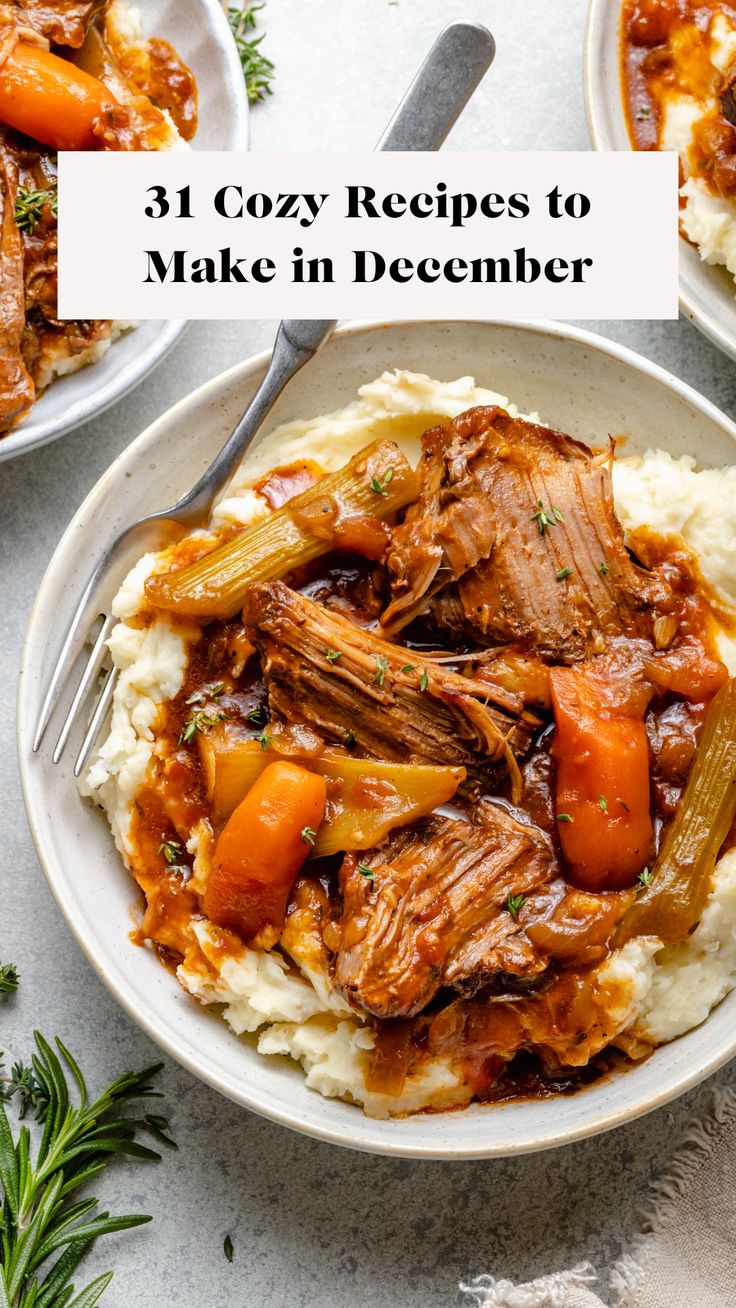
[58,151,679,321]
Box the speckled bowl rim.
[584,0,736,365]
[18,318,736,1158]
[0,0,250,465]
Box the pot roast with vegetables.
[0,0,197,435]
[82,371,736,1117]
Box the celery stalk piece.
[145,440,417,619]
[617,678,736,945]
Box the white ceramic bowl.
[585,0,736,363]
[18,319,736,1158]
[0,0,249,465]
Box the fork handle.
[174,21,496,523]
[377,22,496,151]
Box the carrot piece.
[0,43,115,151]
[550,666,653,892]
[203,761,327,945]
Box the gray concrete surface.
[2,1,736,1304]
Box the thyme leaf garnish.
[14,184,57,234]
[506,891,527,920]
[227,3,275,104]
[637,867,653,894]
[370,467,394,497]
[371,655,389,686]
[532,501,564,535]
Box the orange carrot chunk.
[203,760,327,945]
[550,666,654,892]
[0,43,115,151]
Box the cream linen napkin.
[460,1088,736,1308]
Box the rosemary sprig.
[0,963,19,996]
[0,1033,174,1307]
[14,185,57,234]
[227,4,275,104]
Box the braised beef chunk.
[383,406,673,661]
[332,811,559,1019]
[0,130,115,427]
[245,581,535,790]
[9,1,106,47]
[0,145,34,431]
[721,58,736,128]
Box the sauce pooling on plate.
[621,0,736,196]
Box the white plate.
[0,0,249,465]
[18,319,736,1158]
[585,0,736,364]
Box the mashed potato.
[82,371,736,1116]
[660,12,736,283]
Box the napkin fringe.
[459,1263,598,1307]
[609,1086,736,1304]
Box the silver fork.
[33,20,496,774]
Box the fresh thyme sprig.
[0,963,19,996]
[637,867,653,894]
[179,686,228,745]
[0,1033,174,1307]
[371,655,389,687]
[185,682,225,708]
[0,1059,49,1121]
[227,4,275,104]
[531,501,564,536]
[179,707,227,745]
[14,185,57,234]
[157,839,182,866]
[506,891,527,921]
[370,467,394,498]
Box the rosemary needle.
[0,1033,175,1305]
